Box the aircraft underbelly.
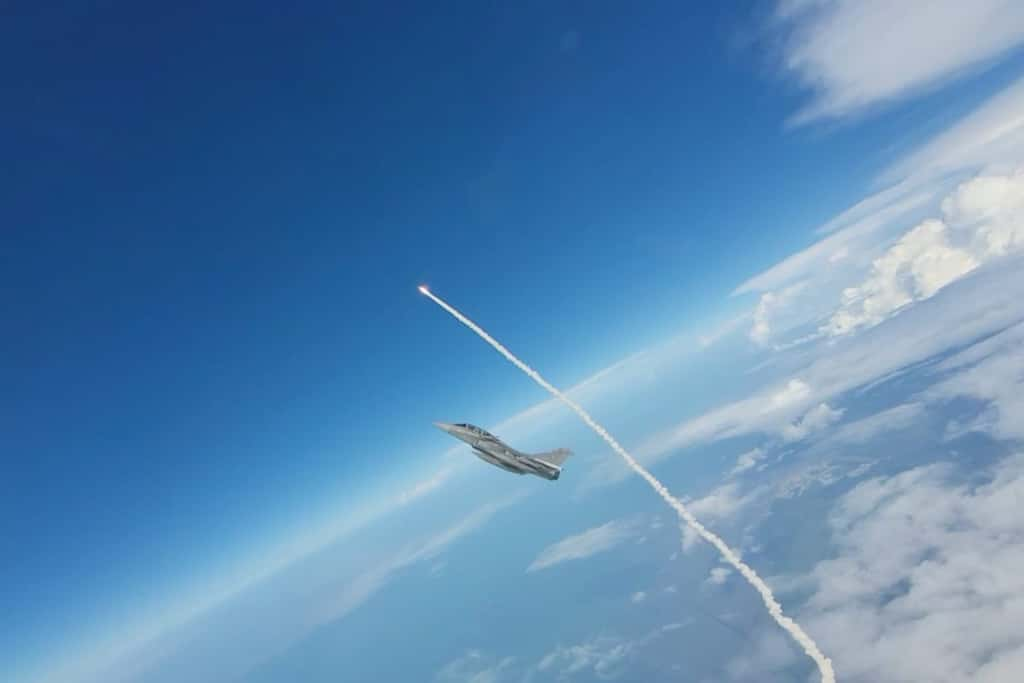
[473,445,558,480]
[474,447,526,474]
[437,422,567,481]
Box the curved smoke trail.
[420,286,835,683]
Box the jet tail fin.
[533,448,572,467]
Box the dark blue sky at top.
[6,1,1015,676]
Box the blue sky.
[6,2,1024,682]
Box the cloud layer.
[823,169,1024,336]
[774,0,1024,123]
[777,455,1024,682]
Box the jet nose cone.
[433,421,456,434]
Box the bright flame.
[418,285,430,295]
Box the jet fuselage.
[434,422,566,480]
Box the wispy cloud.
[882,74,1024,183]
[435,650,517,683]
[537,635,637,680]
[821,402,925,445]
[733,187,940,296]
[924,320,1024,440]
[526,519,638,572]
[680,483,758,552]
[730,448,767,477]
[707,567,733,586]
[70,493,526,683]
[781,402,844,442]
[771,0,1024,124]
[534,622,699,681]
[312,493,526,627]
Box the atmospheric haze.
[420,286,835,682]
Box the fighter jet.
[434,422,572,480]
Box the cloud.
[734,70,1024,351]
[396,464,459,506]
[733,187,940,296]
[942,168,1024,256]
[698,310,753,349]
[731,181,957,347]
[750,282,808,345]
[630,591,647,604]
[639,244,1024,469]
[310,493,526,630]
[632,379,837,469]
[770,454,1024,682]
[882,74,1024,183]
[822,219,980,336]
[707,567,733,586]
[730,448,767,476]
[435,651,517,683]
[925,320,1024,440]
[781,402,844,441]
[681,483,756,551]
[527,519,638,572]
[534,625,690,682]
[475,624,684,683]
[38,464,509,683]
[769,378,812,408]
[774,459,875,500]
[633,378,818,464]
[822,169,1024,337]
[823,402,925,445]
[724,629,798,681]
[771,0,1024,124]
[537,636,636,680]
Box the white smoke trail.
[420,286,835,683]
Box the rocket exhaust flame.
[420,286,835,683]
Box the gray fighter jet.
[434,422,572,480]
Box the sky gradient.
[6,3,1024,682]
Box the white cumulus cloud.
[942,168,1024,257]
[822,219,979,336]
[823,169,1024,337]
[750,281,808,345]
